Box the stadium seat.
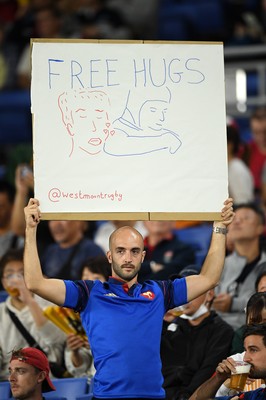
[76,396,93,400]
[43,377,88,400]
[43,397,67,400]
[0,381,11,399]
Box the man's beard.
[112,263,140,282]
[249,365,266,380]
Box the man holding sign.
[23,197,234,399]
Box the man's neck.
[10,297,26,311]
[235,240,261,263]
[59,233,83,249]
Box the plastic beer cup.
[229,361,251,391]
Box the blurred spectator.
[94,220,147,253]
[108,0,158,39]
[60,0,133,40]
[213,203,266,330]
[226,12,264,46]
[0,248,66,381]
[8,163,55,260]
[137,221,196,282]
[16,5,64,89]
[0,21,18,89]
[79,255,111,281]
[161,267,234,400]
[0,180,24,259]
[242,106,266,199]
[216,291,266,397]
[255,269,266,292]
[227,124,255,204]
[41,219,104,280]
[10,163,33,238]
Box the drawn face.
[139,100,168,132]
[59,90,113,156]
[72,99,110,155]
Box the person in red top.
[245,106,266,196]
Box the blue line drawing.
[104,86,182,156]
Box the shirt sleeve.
[162,277,188,310]
[63,280,81,309]
[63,280,94,312]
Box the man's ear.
[106,251,112,264]
[66,123,74,137]
[37,371,46,386]
[141,250,146,262]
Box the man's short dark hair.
[79,256,111,281]
[243,323,266,347]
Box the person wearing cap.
[161,267,234,400]
[8,347,55,400]
[23,197,234,400]
[0,248,66,381]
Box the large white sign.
[31,39,228,220]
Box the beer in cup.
[229,361,251,391]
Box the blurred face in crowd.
[1,260,24,298]
[48,220,86,247]
[81,266,106,282]
[227,207,264,242]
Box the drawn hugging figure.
[58,89,114,157]
[104,85,182,156]
[58,86,182,157]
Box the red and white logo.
[141,291,155,300]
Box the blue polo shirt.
[63,277,187,399]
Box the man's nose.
[9,372,16,381]
[243,352,250,363]
[124,251,132,263]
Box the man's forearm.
[200,222,227,288]
[24,226,44,293]
[189,373,225,400]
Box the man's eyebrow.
[75,108,86,113]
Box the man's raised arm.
[24,198,66,305]
[189,357,237,400]
[186,198,235,302]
